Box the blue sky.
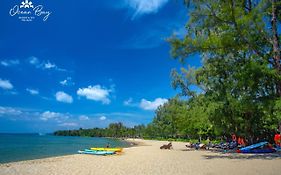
[0,0,200,133]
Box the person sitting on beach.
[195,140,201,150]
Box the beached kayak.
[90,147,123,152]
[78,150,115,155]
[239,142,268,151]
[237,141,276,153]
[237,149,276,153]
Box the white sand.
[0,139,281,175]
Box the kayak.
[237,141,276,153]
[78,150,115,155]
[90,147,123,152]
[237,149,276,153]
[239,142,268,151]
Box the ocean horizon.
[0,133,129,164]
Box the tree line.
[54,0,281,144]
[54,123,146,138]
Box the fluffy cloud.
[40,111,69,121]
[0,78,13,90]
[1,59,20,67]
[44,61,56,69]
[77,85,112,104]
[60,77,74,86]
[79,115,89,121]
[26,88,39,95]
[55,91,73,104]
[99,116,107,121]
[124,0,169,20]
[139,98,168,110]
[0,106,22,116]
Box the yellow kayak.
[90,147,123,152]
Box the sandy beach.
[0,139,281,175]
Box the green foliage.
[146,97,213,139]
[54,123,146,138]
[167,0,281,143]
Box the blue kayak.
[238,149,275,153]
[237,141,276,153]
[240,142,268,151]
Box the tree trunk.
[271,0,281,96]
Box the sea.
[0,133,130,163]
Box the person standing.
[274,131,281,147]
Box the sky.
[0,0,200,133]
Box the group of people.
[230,132,281,148]
[231,133,246,147]
[165,130,281,151]
[222,131,281,149]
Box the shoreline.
[0,138,145,166]
[0,136,133,165]
[1,139,281,175]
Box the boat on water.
[90,147,123,152]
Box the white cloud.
[124,98,133,106]
[55,91,73,104]
[43,60,67,71]
[58,122,78,127]
[99,116,107,121]
[0,108,72,123]
[77,85,112,104]
[119,4,187,49]
[79,115,89,121]
[1,59,19,67]
[40,111,69,121]
[124,0,169,20]
[26,88,39,95]
[60,80,67,86]
[44,61,56,69]
[140,98,168,110]
[0,106,22,116]
[28,57,67,72]
[123,97,138,107]
[60,77,74,86]
[29,56,39,65]
[0,78,13,90]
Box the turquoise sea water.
[0,134,129,163]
